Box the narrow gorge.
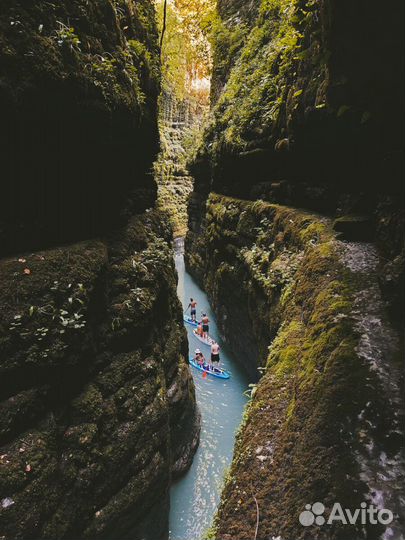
[0,1,404,540]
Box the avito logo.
[299,502,393,527]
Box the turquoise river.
[169,245,250,540]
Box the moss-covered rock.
[186,194,404,539]
[155,91,208,238]
[0,210,200,540]
[0,0,161,256]
[191,0,404,215]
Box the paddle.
[202,371,207,379]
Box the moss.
[71,385,104,423]
[186,194,400,539]
[205,0,310,153]
[154,93,208,237]
[0,209,199,539]
[0,0,161,256]
[186,193,340,377]
[190,0,403,212]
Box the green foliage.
[54,22,81,51]
[191,0,329,164]
[209,10,249,83]
[210,0,303,149]
[156,0,214,100]
[128,39,160,81]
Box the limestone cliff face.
[0,2,200,538]
[0,0,160,256]
[192,0,404,229]
[189,0,404,322]
[186,3,404,534]
[186,195,404,539]
[0,212,199,540]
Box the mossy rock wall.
[185,194,404,539]
[0,0,161,256]
[192,0,404,214]
[190,0,404,323]
[155,91,207,239]
[0,211,200,540]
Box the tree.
[155,0,215,100]
[159,0,168,52]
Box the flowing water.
[169,244,250,540]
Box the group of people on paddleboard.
[194,341,220,368]
[187,298,209,336]
[186,298,221,371]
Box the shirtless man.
[201,313,209,339]
[188,298,197,321]
[211,341,220,367]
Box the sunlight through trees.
[155,0,215,101]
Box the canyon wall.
[190,0,404,312]
[0,2,199,538]
[197,0,404,203]
[0,0,160,256]
[186,195,404,539]
[155,91,207,238]
[186,0,404,538]
[1,213,199,540]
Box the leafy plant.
[54,22,81,51]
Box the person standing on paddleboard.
[201,313,209,339]
[211,341,220,367]
[187,298,197,321]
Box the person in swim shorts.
[211,341,220,367]
[188,298,197,321]
[201,314,209,339]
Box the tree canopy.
[156,0,215,101]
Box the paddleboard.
[189,358,230,379]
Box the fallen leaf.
[18,258,26,263]
[25,464,31,472]
[23,268,31,275]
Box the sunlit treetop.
[155,0,215,102]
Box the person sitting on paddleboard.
[187,298,197,321]
[201,313,209,339]
[196,322,203,337]
[194,348,205,366]
[211,341,220,367]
